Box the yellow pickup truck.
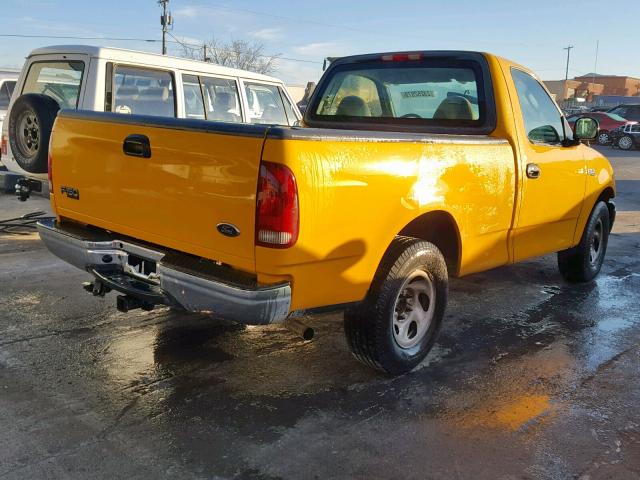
[36,51,615,374]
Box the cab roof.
[28,45,282,83]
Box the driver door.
[509,68,586,261]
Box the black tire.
[344,236,448,375]
[617,134,635,151]
[558,201,610,282]
[7,94,60,173]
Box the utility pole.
[203,44,209,62]
[591,40,599,101]
[158,0,172,55]
[563,44,573,82]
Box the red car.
[567,112,631,145]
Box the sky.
[1,0,639,86]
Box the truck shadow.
[91,231,640,476]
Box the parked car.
[610,123,640,150]
[566,111,632,145]
[607,104,640,122]
[1,45,301,199]
[0,71,19,161]
[37,50,614,375]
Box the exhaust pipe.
[285,317,314,341]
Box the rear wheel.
[618,135,635,151]
[344,236,448,375]
[596,131,611,145]
[7,94,60,174]
[557,201,610,282]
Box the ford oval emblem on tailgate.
[217,223,240,237]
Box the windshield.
[22,60,84,109]
[605,112,626,122]
[307,58,489,132]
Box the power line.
[0,32,323,66]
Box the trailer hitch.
[116,295,155,313]
[82,281,111,297]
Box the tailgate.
[50,111,269,272]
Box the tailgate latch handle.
[123,134,152,158]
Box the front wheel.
[344,236,448,375]
[557,201,610,282]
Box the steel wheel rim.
[392,270,436,349]
[589,218,604,265]
[597,133,610,144]
[16,110,40,157]
[619,136,633,149]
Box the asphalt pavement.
[0,146,639,480]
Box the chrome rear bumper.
[36,219,291,325]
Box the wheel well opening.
[597,186,615,229]
[597,186,615,204]
[398,211,461,276]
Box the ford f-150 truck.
[36,51,615,375]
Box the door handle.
[123,134,151,158]
[526,163,541,179]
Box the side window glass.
[6,81,15,98]
[113,66,175,117]
[244,83,288,125]
[182,74,205,119]
[279,87,297,125]
[0,83,10,109]
[200,76,242,123]
[512,68,565,144]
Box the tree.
[180,38,280,75]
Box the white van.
[1,45,301,198]
[0,71,18,151]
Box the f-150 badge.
[60,186,80,200]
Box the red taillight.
[256,161,299,248]
[381,53,423,62]
[1,135,7,157]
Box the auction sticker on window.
[401,90,435,98]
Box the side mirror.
[575,117,598,140]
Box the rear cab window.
[305,53,495,134]
[111,65,175,117]
[22,61,85,109]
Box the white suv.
[0,70,19,158]
[1,45,301,198]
